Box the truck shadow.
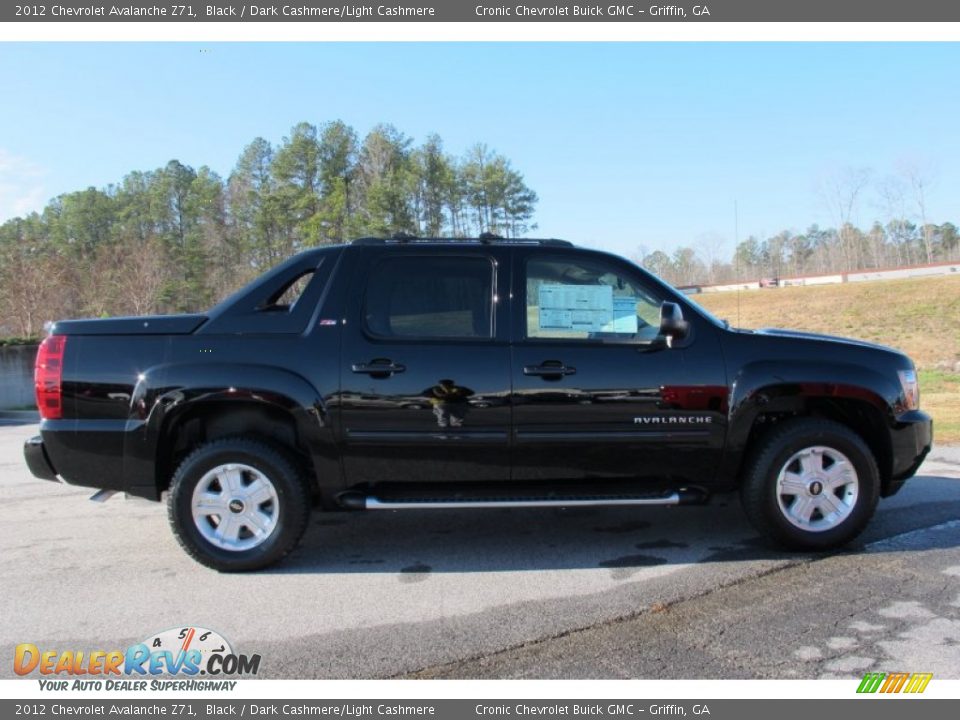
[268,475,960,575]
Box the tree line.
[637,165,959,287]
[2,139,956,339]
[638,220,960,288]
[0,121,538,337]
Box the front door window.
[525,257,663,343]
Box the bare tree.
[695,232,727,284]
[898,159,938,264]
[100,237,170,316]
[818,167,872,271]
[0,248,68,337]
[876,175,914,266]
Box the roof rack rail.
[351,237,574,247]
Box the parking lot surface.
[1,423,958,679]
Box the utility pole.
[735,200,741,328]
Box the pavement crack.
[396,553,823,679]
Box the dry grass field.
[693,275,960,443]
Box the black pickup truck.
[24,238,932,571]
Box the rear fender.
[122,363,337,499]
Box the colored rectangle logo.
[857,672,932,694]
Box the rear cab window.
[199,249,339,335]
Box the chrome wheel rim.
[775,446,859,532]
[191,463,280,551]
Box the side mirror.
[659,302,690,348]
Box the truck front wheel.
[167,437,311,571]
[740,418,880,550]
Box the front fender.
[718,360,899,484]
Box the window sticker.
[606,297,639,333]
[538,284,614,332]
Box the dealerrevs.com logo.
[14,627,260,691]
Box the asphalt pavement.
[1,423,958,679]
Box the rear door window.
[363,256,494,340]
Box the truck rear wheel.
[740,418,879,550]
[167,437,310,571]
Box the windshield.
[626,257,727,329]
[684,294,727,328]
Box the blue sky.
[1,42,958,260]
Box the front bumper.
[23,435,58,482]
[884,410,933,497]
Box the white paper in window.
[602,297,639,333]
[538,284,614,331]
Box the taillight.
[35,335,66,420]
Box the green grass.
[918,370,960,444]
[918,369,958,393]
[694,274,960,370]
[0,337,39,347]
[694,278,960,443]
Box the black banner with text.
[7,0,960,23]
[2,700,959,720]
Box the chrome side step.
[365,494,681,510]
[339,489,708,511]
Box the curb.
[0,410,40,423]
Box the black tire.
[740,418,879,551]
[167,437,311,571]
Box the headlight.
[898,369,920,410]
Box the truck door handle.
[523,361,576,379]
[352,360,406,377]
